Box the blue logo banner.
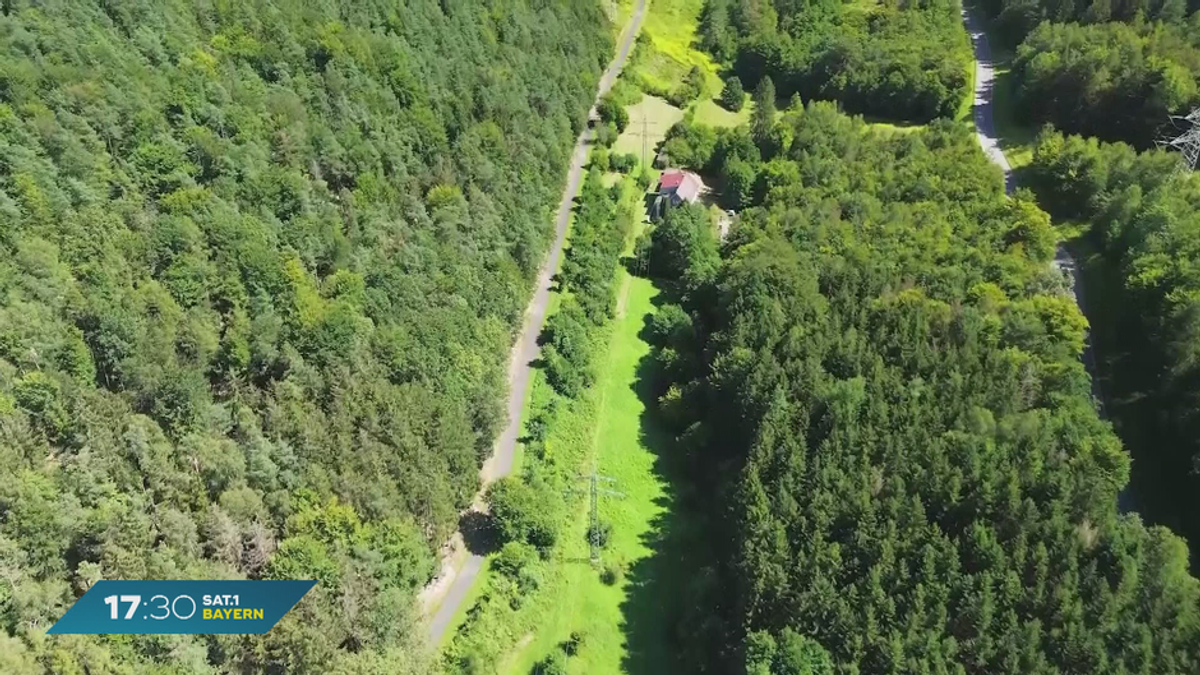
[48,580,316,634]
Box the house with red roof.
[651,169,706,221]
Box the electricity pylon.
[624,116,661,168]
[1163,108,1200,174]
[575,464,623,565]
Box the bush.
[648,303,694,348]
[562,631,585,656]
[636,165,655,190]
[720,75,745,111]
[585,520,613,549]
[597,95,629,132]
[495,543,544,608]
[669,66,707,106]
[488,479,559,549]
[662,120,719,171]
[545,347,585,398]
[600,559,625,586]
[544,299,595,393]
[631,232,653,276]
[591,147,610,171]
[531,652,569,675]
[595,121,619,148]
[609,152,639,173]
[493,541,539,579]
[541,302,594,397]
[12,371,71,441]
[525,401,556,443]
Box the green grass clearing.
[442,179,677,674]
[862,114,927,134]
[503,274,671,674]
[613,94,685,161]
[693,96,753,128]
[954,5,977,127]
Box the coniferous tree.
[722,75,746,111]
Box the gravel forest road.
[962,7,1129,509]
[963,7,1016,195]
[425,0,649,647]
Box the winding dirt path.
[423,0,649,646]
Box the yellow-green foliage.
[630,0,720,98]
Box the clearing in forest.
[693,96,753,128]
[612,95,685,162]
[504,274,674,673]
[442,268,678,674]
[440,168,682,672]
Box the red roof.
[659,170,685,190]
[658,169,705,203]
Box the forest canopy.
[1010,19,1200,147]
[980,0,1199,42]
[699,0,972,123]
[1028,128,1200,560]
[979,0,1200,147]
[0,0,610,672]
[645,102,1200,673]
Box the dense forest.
[645,102,1200,673]
[1028,129,1200,565]
[0,0,611,672]
[699,0,971,123]
[980,0,1200,41]
[980,0,1200,147]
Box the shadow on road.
[458,510,499,556]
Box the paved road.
[961,7,1131,509]
[426,0,648,646]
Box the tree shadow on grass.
[618,298,718,675]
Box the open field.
[613,95,685,161]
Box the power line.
[643,115,648,168]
